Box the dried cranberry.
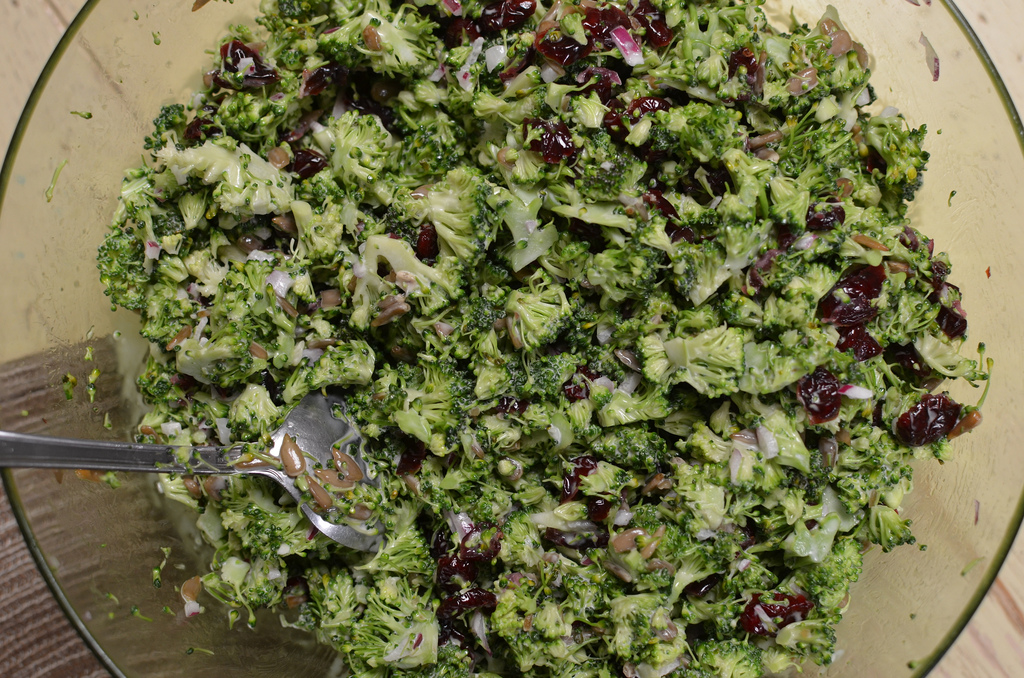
[436,554,479,593]
[581,5,631,49]
[864,148,888,175]
[936,305,968,339]
[478,0,536,33]
[899,226,920,251]
[183,117,221,141]
[436,588,498,620]
[602,101,629,143]
[836,324,883,361]
[496,396,530,415]
[930,260,949,281]
[459,523,503,562]
[299,62,346,98]
[567,218,606,252]
[683,573,721,598]
[587,496,615,521]
[819,265,886,327]
[562,365,599,402]
[523,118,577,163]
[777,225,797,250]
[805,201,845,231]
[430,529,453,559]
[498,46,535,83]
[397,440,429,476]
[895,393,962,447]
[543,527,609,550]
[416,223,439,260]
[737,524,758,549]
[630,0,673,47]
[438,619,468,646]
[796,367,842,425]
[727,47,764,98]
[536,30,593,67]
[260,370,284,405]
[445,17,482,48]
[628,96,673,121]
[740,593,814,636]
[576,67,622,104]
[885,343,932,380]
[561,455,599,502]
[684,165,733,197]
[216,40,280,89]
[291,148,328,180]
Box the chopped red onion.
[381,635,412,663]
[266,270,294,297]
[215,417,231,445]
[540,62,564,83]
[696,528,716,541]
[352,260,367,278]
[331,92,347,118]
[838,384,872,400]
[442,0,463,16]
[793,232,817,250]
[756,426,779,458]
[636,658,682,678]
[593,376,616,392]
[470,611,492,654]
[485,45,508,72]
[547,424,562,446]
[184,600,201,618]
[523,219,538,234]
[613,507,634,526]
[302,348,324,363]
[445,510,474,540]
[737,558,751,572]
[235,56,255,77]
[595,323,614,345]
[160,422,183,437]
[856,88,872,106]
[619,372,641,395]
[429,64,447,82]
[729,447,744,485]
[267,567,281,581]
[247,249,275,262]
[610,26,644,67]
[145,241,162,259]
[456,37,485,91]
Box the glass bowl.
[1,0,1022,676]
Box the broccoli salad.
[96,0,988,675]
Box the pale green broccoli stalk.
[346,576,439,669]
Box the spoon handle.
[0,430,237,475]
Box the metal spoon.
[0,392,381,552]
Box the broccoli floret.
[97,226,151,311]
[346,576,438,669]
[281,340,376,403]
[155,139,293,218]
[588,425,668,473]
[402,644,473,678]
[690,639,763,678]
[144,104,186,150]
[586,246,665,308]
[299,565,360,652]
[504,271,574,351]
[574,131,647,201]
[227,383,283,442]
[862,113,929,201]
[654,103,746,165]
[863,504,916,552]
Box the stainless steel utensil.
[0,392,381,551]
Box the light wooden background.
[1,1,1023,676]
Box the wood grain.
[1,1,1024,677]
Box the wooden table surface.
[2,1,1023,676]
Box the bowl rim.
[1,0,1023,676]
